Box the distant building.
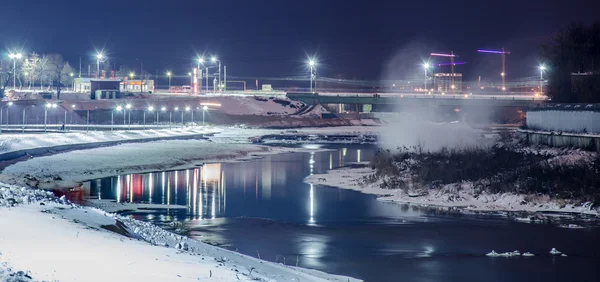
[73,78,92,93]
[434,73,462,93]
[90,79,121,100]
[120,79,154,93]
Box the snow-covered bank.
[0,184,360,282]
[0,140,271,189]
[305,166,599,216]
[0,127,222,156]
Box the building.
[73,78,92,93]
[434,73,463,93]
[90,79,121,100]
[120,79,154,93]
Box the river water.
[84,145,600,282]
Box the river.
[83,145,600,282]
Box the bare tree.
[45,54,67,99]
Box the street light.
[129,72,135,79]
[8,53,23,89]
[198,58,204,91]
[166,71,172,88]
[159,106,166,124]
[126,104,132,130]
[202,105,208,126]
[211,57,221,91]
[44,103,57,133]
[96,53,104,78]
[422,63,430,90]
[170,107,179,128]
[145,106,154,129]
[69,104,75,131]
[114,105,123,131]
[0,101,13,134]
[308,60,316,92]
[21,105,34,134]
[539,65,546,95]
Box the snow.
[550,248,562,255]
[0,184,360,282]
[0,140,270,189]
[0,127,222,155]
[305,166,600,216]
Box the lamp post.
[145,106,153,129]
[96,53,104,78]
[211,57,221,91]
[70,105,75,131]
[44,103,57,133]
[423,63,430,91]
[166,71,172,88]
[539,65,546,95]
[8,53,23,89]
[126,104,132,130]
[0,101,13,134]
[113,105,122,131]
[308,60,316,92]
[170,107,179,129]
[21,105,34,134]
[202,105,208,126]
[184,106,190,125]
[160,106,166,124]
[198,58,204,92]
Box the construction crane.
[477,48,511,92]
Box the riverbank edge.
[304,166,600,217]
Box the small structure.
[90,79,121,100]
[74,78,91,93]
[121,79,154,93]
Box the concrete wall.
[527,110,600,134]
[519,130,600,152]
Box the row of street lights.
[111,104,209,130]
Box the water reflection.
[85,146,373,224]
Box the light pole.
[423,63,430,91]
[308,60,316,92]
[22,105,34,134]
[126,104,132,130]
[8,53,23,89]
[170,107,178,129]
[0,101,13,134]
[96,53,104,78]
[539,65,546,95]
[198,58,204,92]
[70,72,74,90]
[160,106,166,124]
[44,103,57,133]
[184,106,190,125]
[166,71,172,89]
[70,105,75,131]
[114,105,122,131]
[211,57,221,91]
[202,105,208,126]
[145,106,153,129]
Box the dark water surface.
[84,146,600,282]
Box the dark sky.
[0,0,598,82]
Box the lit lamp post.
[202,105,208,126]
[159,106,166,124]
[8,53,23,89]
[125,104,132,130]
[44,103,57,133]
[539,65,546,95]
[0,101,13,134]
[198,58,204,92]
[422,63,430,91]
[170,107,179,129]
[129,72,135,80]
[145,106,153,129]
[96,53,104,78]
[184,106,190,125]
[69,72,74,90]
[166,71,172,88]
[308,60,316,93]
[211,57,221,91]
[113,105,122,131]
[21,105,34,134]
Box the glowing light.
[464,94,468,98]
[211,57,217,62]
[539,65,546,71]
[161,106,166,111]
[502,87,506,91]
[125,104,131,109]
[129,72,135,79]
[166,71,171,77]
[501,72,505,76]
[200,102,221,107]
[7,102,13,106]
[198,57,204,64]
[174,107,179,111]
[96,53,104,59]
[9,53,23,59]
[477,49,510,54]
[430,53,456,57]
[116,106,123,111]
[432,61,466,67]
[185,106,190,111]
[148,106,154,111]
[309,60,315,66]
[203,105,208,111]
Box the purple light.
[477,49,510,54]
[430,53,456,57]
[433,61,466,67]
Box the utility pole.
[79,56,82,77]
[224,66,227,92]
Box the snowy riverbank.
[0,183,360,282]
[305,166,599,216]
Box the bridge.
[286,92,549,110]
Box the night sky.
[0,0,597,82]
